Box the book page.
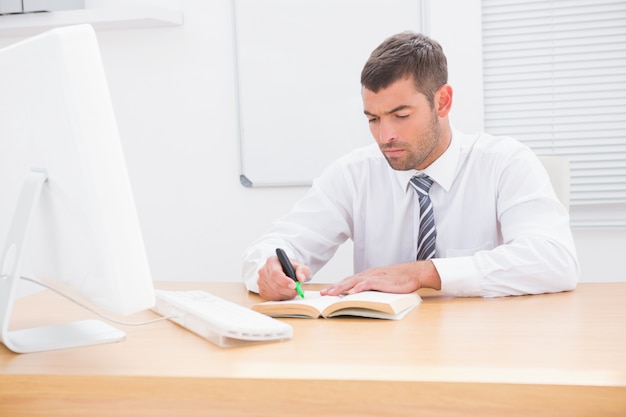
[326,303,419,320]
[283,291,343,311]
[253,291,343,318]
[322,291,422,317]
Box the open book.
[251,291,422,320]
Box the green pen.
[276,248,305,298]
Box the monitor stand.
[0,171,125,353]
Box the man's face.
[362,76,444,171]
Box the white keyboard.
[152,289,293,347]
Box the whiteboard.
[234,0,424,187]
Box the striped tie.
[410,175,436,260]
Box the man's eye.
[368,118,379,123]
[396,114,409,119]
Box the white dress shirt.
[242,128,580,297]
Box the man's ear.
[435,84,453,117]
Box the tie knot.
[410,175,434,197]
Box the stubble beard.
[382,111,441,171]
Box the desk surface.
[1,282,625,417]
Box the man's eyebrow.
[363,105,412,117]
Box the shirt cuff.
[242,257,263,293]
[431,256,482,297]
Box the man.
[242,31,579,301]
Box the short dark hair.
[361,31,448,106]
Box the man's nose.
[377,119,397,144]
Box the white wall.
[1,0,624,283]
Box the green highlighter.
[276,248,305,298]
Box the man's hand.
[321,260,441,296]
[257,255,311,301]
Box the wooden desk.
[1,282,625,417]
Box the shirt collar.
[397,127,461,193]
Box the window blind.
[481,0,626,222]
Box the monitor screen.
[0,24,155,353]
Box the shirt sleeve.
[433,147,580,297]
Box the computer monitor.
[0,24,155,353]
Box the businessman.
[242,31,579,301]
